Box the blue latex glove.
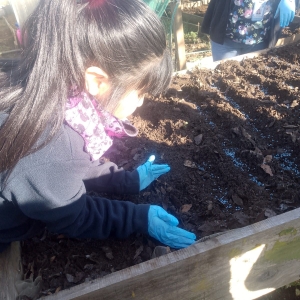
[137,155,170,191]
[275,0,295,27]
[148,205,196,249]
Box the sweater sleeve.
[7,160,149,239]
[200,0,232,45]
[83,161,140,194]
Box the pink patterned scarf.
[64,91,137,161]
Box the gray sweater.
[0,113,149,251]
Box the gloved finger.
[282,14,288,27]
[156,207,179,226]
[161,232,196,249]
[151,164,171,176]
[167,225,197,240]
[274,6,279,18]
[290,11,295,23]
[147,155,155,163]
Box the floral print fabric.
[226,0,277,44]
[65,92,137,161]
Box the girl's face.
[84,66,144,120]
[113,90,144,120]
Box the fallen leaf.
[248,147,263,158]
[50,256,56,263]
[151,246,171,258]
[194,134,203,145]
[260,164,273,176]
[268,120,276,127]
[133,245,144,260]
[66,274,75,283]
[233,212,249,226]
[263,155,272,164]
[184,160,197,169]
[286,130,298,143]
[232,194,243,206]
[264,208,276,218]
[231,127,240,136]
[241,128,256,146]
[101,247,114,260]
[207,201,213,211]
[181,204,192,213]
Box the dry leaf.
[50,256,56,263]
[181,204,192,213]
[101,247,114,260]
[232,194,243,206]
[207,201,213,211]
[233,212,249,226]
[286,130,298,143]
[263,155,272,164]
[66,274,75,283]
[264,208,276,218]
[260,164,273,176]
[184,160,198,169]
[133,245,144,260]
[194,134,203,145]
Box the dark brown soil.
[21,42,300,298]
[281,23,300,37]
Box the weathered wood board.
[171,1,187,71]
[40,208,300,300]
[0,242,22,300]
[182,12,204,26]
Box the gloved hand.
[275,0,295,27]
[137,155,170,191]
[148,205,196,249]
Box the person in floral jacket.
[201,0,298,61]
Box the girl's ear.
[85,66,110,96]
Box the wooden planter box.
[2,207,300,299]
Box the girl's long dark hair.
[0,0,172,173]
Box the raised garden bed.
[0,41,294,299]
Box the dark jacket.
[200,0,281,48]
[0,113,149,251]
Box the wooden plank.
[0,242,22,300]
[171,1,187,71]
[186,47,272,70]
[276,33,300,47]
[182,12,204,26]
[41,207,300,300]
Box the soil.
[19,41,300,299]
[281,22,300,37]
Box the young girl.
[0,0,196,252]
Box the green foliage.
[184,31,198,44]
